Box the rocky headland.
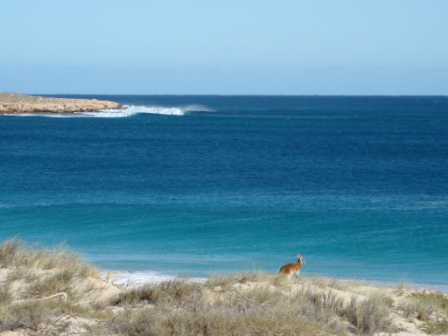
[0,92,121,114]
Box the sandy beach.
[1,239,447,336]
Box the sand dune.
[1,239,447,335]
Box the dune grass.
[106,273,397,336]
[0,299,108,333]
[0,239,107,333]
[0,238,98,278]
[397,289,448,334]
[2,238,448,335]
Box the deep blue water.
[1,96,447,289]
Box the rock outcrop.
[0,92,121,114]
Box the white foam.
[100,270,206,288]
[3,113,69,118]
[78,104,214,118]
[3,105,214,118]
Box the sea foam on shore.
[4,104,215,118]
[2,239,448,335]
[101,270,206,287]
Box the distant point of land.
[0,92,121,114]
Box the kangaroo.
[279,254,306,278]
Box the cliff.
[0,92,121,114]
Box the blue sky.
[1,1,447,95]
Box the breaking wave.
[3,105,214,118]
[78,104,214,118]
[100,270,206,287]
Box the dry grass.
[26,269,75,298]
[112,278,202,306]
[107,283,334,336]
[2,239,448,335]
[0,300,108,333]
[205,271,289,291]
[0,282,11,305]
[105,272,398,336]
[396,289,448,334]
[0,239,109,334]
[409,291,448,314]
[342,295,395,335]
[107,303,329,336]
[0,238,98,278]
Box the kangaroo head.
[297,254,306,264]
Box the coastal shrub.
[421,318,448,335]
[4,240,448,336]
[0,283,11,305]
[48,300,110,320]
[0,299,103,333]
[397,290,448,320]
[288,289,348,333]
[205,273,239,291]
[6,266,29,282]
[29,244,98,278]
[27,269,75,298]
[287,288,393,335]
[113,278,201,306]
[112,283,163,306]
[108,274,351,336]
[110,297,331,336]
[409,291,448,314]
[396,280,408,296]
[157,278,202,303]
[342,295,394,335]
[300,288,345,312]
[398,300,418,318]
[0,238,23,267]
[108,272,410,335]
[0,301,48,332]
[233,271,277,284]
[396,290,448,334]
[221,285,283,311]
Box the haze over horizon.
[1,1,447,95]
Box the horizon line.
[28,93,448,98]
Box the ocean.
[1,95,447,291]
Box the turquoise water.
[1,96,447,289]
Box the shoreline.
[1,239,448,335]
[0,91,122,114]
[103,268,448,294]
